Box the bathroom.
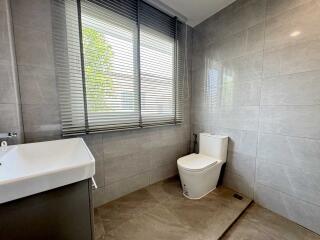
[0,0,320,239]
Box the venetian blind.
[52,0,185,135]
[140,1,179,126]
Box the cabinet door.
[0,180,93,240]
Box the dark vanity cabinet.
[0,179,94,240]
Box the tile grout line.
[254,0,268,202]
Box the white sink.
[0,138,95,204]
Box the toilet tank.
[199,133,228,162]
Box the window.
[82,1,140,131]
[140,26,175,124]
[52,0,185,135]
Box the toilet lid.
[177,153,218,171]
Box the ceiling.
[156,0,237,27]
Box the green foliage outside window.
[82,27,113,112]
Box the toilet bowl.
[177,133,228,199]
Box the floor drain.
[233,193,243,200]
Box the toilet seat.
[177,153,219,172]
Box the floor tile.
[94,176,251,240]
[221,204,320,240]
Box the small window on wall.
[52,0,185,136]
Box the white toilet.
[177,133,228,199]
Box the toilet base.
[178,160,223,200]
[182,187,216,200]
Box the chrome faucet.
[0,132,18,147]
[0,132,18,138]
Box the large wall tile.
[221,79,261,107]
[262,48,282,78]
[223,170,254,198]
[11,0,52,32]
[215,128,258,156]
[217,106,260,131]
[192,69,222,111]
[260,105,320,139]
[255,183,320,234]
[103,130,144,159]
[245,22,265,53]
[192,28,204,49]
[266,0,313,18]
[261,70,320,106]
[0,0,6,10]
[149,145,180,169]
[229,0,267,32]
[0,8,11,63]
[18,65,58,105]
[191,69,208,94]
[222,51,263,81]
[265,1,320,50]
[213,31,247,61]
[0,0,23,144]
[225,151,256,183]
[104,172,150,203]
[93,171,150,207]
[0,2,22,144]
[256,159,320,206]
[0,62,16,104]
[193,24,215,50]
[0,103,19,132]
[104,153,151,185]
[258,134,320,171]
[22,104,61,140]
[192,108,219,127]
[263,40,320,77]
[191,123,212,136]
[14,25,54,68]
[158,126,186,147]
[149,162,178,185]
[206,0,266,39]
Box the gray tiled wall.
[10,0,192,207]
[11,0,61,142]
[192,0,320,234]
[0,0,23,144]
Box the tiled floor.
[221,204,320,240]
[94,176,320,240]
[94,176,251,240]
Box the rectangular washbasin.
[0,138,95,204]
